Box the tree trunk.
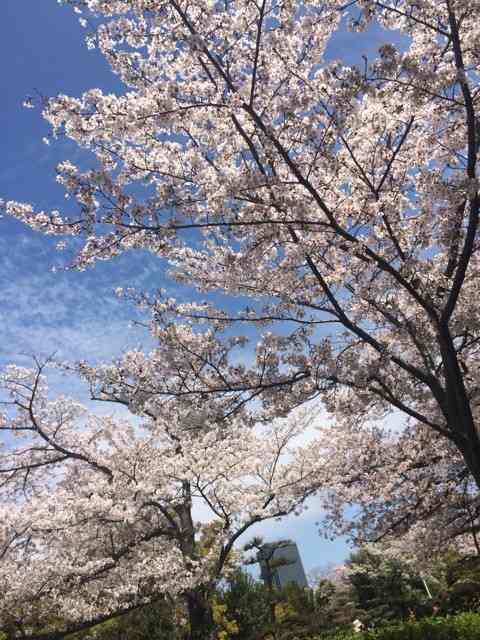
[455,433,480,490]
[175,485,214,639]
[438,326,480,489]
[185,590,213,640]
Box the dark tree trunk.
[185,590,213,640]
[455,433,480,490]
[174,485,214,639]
[438,326,480,489]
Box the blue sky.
[1,1,163,372]
[0,1,406,575]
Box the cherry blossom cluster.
[315,419,480,555]
[0,361,322,637]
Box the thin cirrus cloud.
[0,229,160,370]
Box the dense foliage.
[24,549,480,640]
[347,612,480,640]
[66,573,480,640]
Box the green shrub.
[315,611,480,640]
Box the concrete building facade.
[259,540,308,588]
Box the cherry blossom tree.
[316,420,480,555]
[3,0,480,606]
[0,360,321,639]
[73,319,480,552]
[4,0,480,490]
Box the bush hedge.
[319,612,480,640]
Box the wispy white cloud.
[0,227,160,404]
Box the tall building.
[258,540,308,588]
